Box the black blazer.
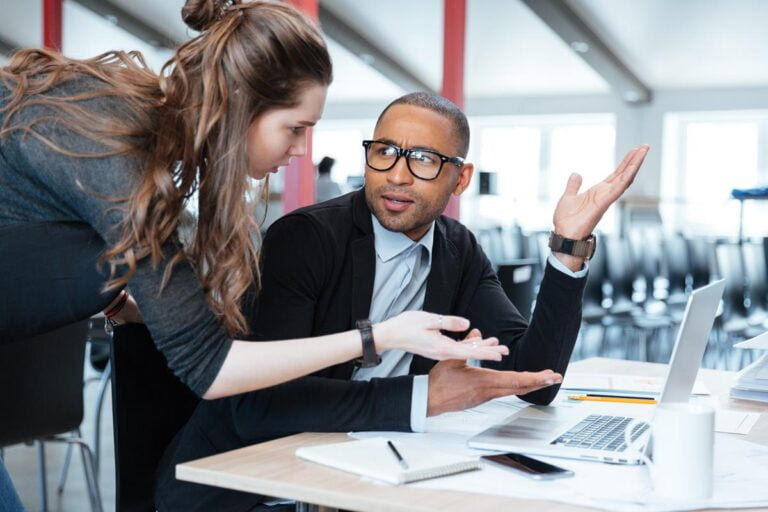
[155,190,586,510]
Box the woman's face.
[246,83,328,180]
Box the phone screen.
[482,453,574,479]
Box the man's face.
[364,104,474,240]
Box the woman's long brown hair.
[0,0,332,335]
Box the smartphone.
[481,452,574,480]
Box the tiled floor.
[3,357,116,511]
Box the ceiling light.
[623,91,641,103]
[570,41,589,53]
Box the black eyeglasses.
[362,140,465,181]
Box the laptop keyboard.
[551,414,649,452]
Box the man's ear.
[452,162,474,196]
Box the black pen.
[387,440,409,470]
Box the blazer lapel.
[350,235,375,325]
[350,190,376,326]
[410,219,461,375]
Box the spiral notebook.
[295,437,479,485]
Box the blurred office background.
[2,0,768,510]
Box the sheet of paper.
[734,330,768,349]
[715,409,761,435]
[352,394,529,456]
[350,393,768,511]
[406,434,768,512]
[423,395,528,436]
[562,373,710,395]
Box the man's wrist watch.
[548,231,597,261]
[355,319,381,368]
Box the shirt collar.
[371,214,435,263]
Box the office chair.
[662,233,691,311]
[743,242,768,327]
[688,236,714,289]
[500,224,526,261]
[497,258,539,321]
[110,323,199,512]
[580,239,611,359]
[603,236,672,362]
[0,320,102,512]
[712,242,765,369]
[57,316,113,494]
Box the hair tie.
[216,0,239,22]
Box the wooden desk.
[177,358,768,512]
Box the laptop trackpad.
[495,418,562,440]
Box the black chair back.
[110,324,199,512]
[743,242,768,315]
[0,321,88,447]
[476,228,505,267]
[501,225,526,261]
[663,233,690,298]
[630,228,663,302]
[497,259,539,320]
[583,237,607,313]
[604,236,636,308]
[688,237,713,289]
[715,243,749,318]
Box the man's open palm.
[553,144,649,239]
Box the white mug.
[625,402,715,501]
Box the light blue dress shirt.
[352,214,588,432]
[352,215,434,431]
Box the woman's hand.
[372,311,508,362]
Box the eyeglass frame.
[361,139,465,181]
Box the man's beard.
[364,184,450,235]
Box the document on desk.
[715,409,760,435]
[406,432,768,511]
[352,395,528,456]
[351,394,768,511]
[561,372,710,395]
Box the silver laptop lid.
[658,279,726,404]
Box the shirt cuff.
[410,375,429,432]
[547,252,589,279]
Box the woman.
[0,0,505,507]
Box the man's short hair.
[318,156,335,175]
[376,92,470,158]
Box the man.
[156,93,647,511]
[315,155,343,202]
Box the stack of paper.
[731,332,768,403]
[731,353,768,403]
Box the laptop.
[468,279,726,464]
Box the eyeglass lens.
[365,142,442,179]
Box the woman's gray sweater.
[0,77,232,397]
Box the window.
[661,111,768,236]
[464,114,616,231]
[311,120,373,191]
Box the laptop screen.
[658,279,725,404]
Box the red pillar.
[442,0,466,220]
[283,0,319,213]
[42,0,63,51]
